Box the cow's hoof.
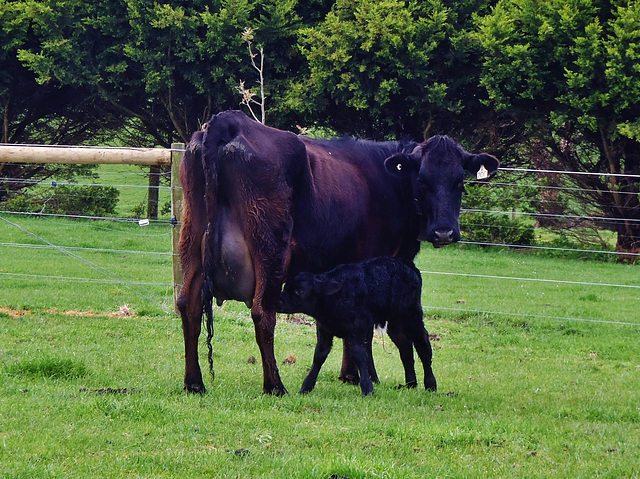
[264,384,288,396]
[184,383,206,394]
[339,373,360,385]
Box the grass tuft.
[6,357,88,380]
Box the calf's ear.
[313,279,343,296]
[463,153,500,179]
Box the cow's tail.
[200,119,223,384]
[202,270,215,382]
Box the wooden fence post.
[170,143,185,314]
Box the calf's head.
[385,135,499,247]
[279,272,342,316]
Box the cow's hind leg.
[340,328,378,385]
[300,327,333,394]
[177,272,206,393]
[252,303,288,395]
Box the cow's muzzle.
[430,229,458,248]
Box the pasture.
[1,163,639,477]
[1,213,639,477]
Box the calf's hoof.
[425,375,437,392]
[396,381,418,390]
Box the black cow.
[279,257,437,396]
[177,110,499,394]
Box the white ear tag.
[476,164,489,180]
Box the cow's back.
[288,137,420,276]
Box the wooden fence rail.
[0,144,172,166]
[0,143,185,313]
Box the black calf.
[279,257,437,396]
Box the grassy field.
[1,164,639,477]
[1,216,639,477]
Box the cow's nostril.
[434,229,454,244]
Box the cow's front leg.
[252,303,288,395]
[177,272,205,393]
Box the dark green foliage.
[460,211,535,245]
[476,0,640,251]
[2,0,639,251]
[3,195,39,213]
[43,184,119,217]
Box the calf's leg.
[412,325,437,392]
[386,325,418,388]
[300,327,334,394]
[365,327,380,383]
[349,339,374,396]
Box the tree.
[0,0,122,202]
[477,0,640,252]
[289,0,499,141]
[1,0,304,205]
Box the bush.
[44,184,119,217]
[3,195,40,213]
[461,212,535,246]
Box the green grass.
[0,305,638,477]
[0,215,173,314]
[1,225,639,477]
[1,164,639,477]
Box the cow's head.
[385,135,499,247]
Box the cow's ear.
[314,279,342,296]
[385,153,417,177]
[463,153,500,180]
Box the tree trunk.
[612,136,640,260]
[147,165,160,220]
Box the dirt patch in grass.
[280,314,313,326]
[0,307,31,317]
[45,304,134,318]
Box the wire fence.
[0,160,638,327]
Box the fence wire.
[0,161,638,326]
